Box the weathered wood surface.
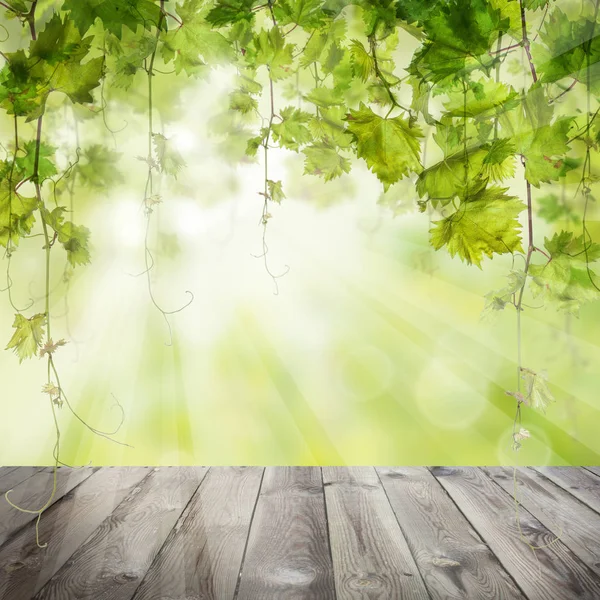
[532,467,600,514]
[133,466,263,600]
[236,467,335,600]
[0,467,96,546]
[0,467,150,599]
[322,466,430,600]
[34,467,208,600]
[0,468,46,495]
[431,467,600,599]
[0,466,598,600]
[377,466,524,599]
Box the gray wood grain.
[33,467,208,600]
[431,467,600,599]
[322,467,429,600]
[584,467,600,478]
[533,467,600,514]
[0,467,95,546]
[484,466,600,580]
[132,467,263,600]
[236,467,335,600]
[0,467,151,600]
[377,466,524,599]
[0,467,48,495]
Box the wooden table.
[0,466,599,599]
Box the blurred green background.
[0,5,599,466]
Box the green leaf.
[273,0,324,27]
[308,106,353,148]
[42,207,91,267]
[442,80,518,117]
[0,178,37,248]
[16,141,57,182]
[345,103,422,190]
[500,86,573,187]
[267,179,285,203]
[417,146,488,204]
[5,313,46,362]
[533,8,600,89]
[63,0,164,38]
[430,185,525,266]
[481,138,516,182]
[152,133,186,178]
[206,0,255,27]
[537,193,579,224]
[349,39,374,82]
[161,2,234,76]
[229,90,258,114]
[303,142,351,181]
[483,269,525,314]
[249,27,295,80]
[520,367,555,413]
[271,106,312,151]
[77,145,124,189]
[529,231,600,314]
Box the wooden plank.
[132,467,263,600]
[0,467,151,600]
[377,467,524,599]
[0,467,96,547]
[0,467,47,494]
[0,468,18,480]
[533,467,600,514]
[584,467,600,478]
[431,467,600,599]
[484,467,600,580]
[322,467,429,600]
[34,467,208,600]
[236,467,335,600]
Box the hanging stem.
[369,35,411,117]
[141,1,194,344]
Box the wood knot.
[432,556,461,568]
[348,573,384,590]
[114,572,139,584]
[430,467,455,477]
[4,561,25,573]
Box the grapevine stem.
[520,0,537,83]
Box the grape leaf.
[249,28,295,80]
[229,90,258,113]
[416,146,488,204]
[5,313,46,362]
[537,193,579,224]
[345,103,422,190]
[430,185,525,266]
[16,141,57,182]
[42,207,91,267]
[529,231,600,314]
[161,1,234,76]
[206,0,255,28]
[39,337,67,358]
[273,0,324,28]
[303,142,351,180]
[349,39,374,82]
[63,0,164,38]
[0,178,37,248]
[271,106,312,151]
[152,133,186,178]
[77,145,124,189]
[267,179,285,203]
[442,80,517,117]
[520,367,555,413]
[481,138,516,182]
